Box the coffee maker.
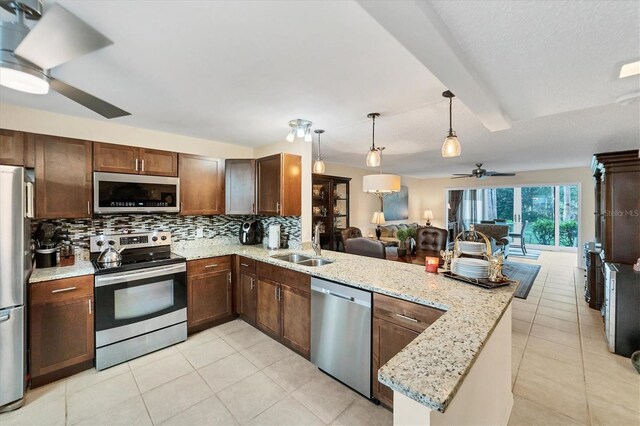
[239,220,263,245]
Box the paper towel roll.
[268,224,281,249]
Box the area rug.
[508,246,541,260]
[503,261,542,299]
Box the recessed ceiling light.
[619,60,640,79]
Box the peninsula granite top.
[29,241,517,412]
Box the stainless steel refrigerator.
[0,165,33,412]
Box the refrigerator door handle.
[24,182,34,219]
[0,312,10,322]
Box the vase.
[632,351,640,374]
[397,247,407,257]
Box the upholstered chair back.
[416,227,448,252]
[345,237,386,259]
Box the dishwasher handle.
[311,285,370,308]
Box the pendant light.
[365,112,383,167]
[441,90,461,158]
[313,129,326,174]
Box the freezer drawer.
[0,306,25,408]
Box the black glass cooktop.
[91,251,185,275]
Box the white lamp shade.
[365,149,381,167]
[286,128,295,142]
[371,211,385,225]
[313,159,326,174]
[441,134,461,157]
[423,210,434,220]
[363,174,401,193]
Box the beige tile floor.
[1,251,637,425]
[508,251,640,426]
[0,318,391,425]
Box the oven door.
[94,263,186,347]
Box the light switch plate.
[196,228,204,238]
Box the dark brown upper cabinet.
[93,142,178,177]
[0,129,33,167]
[256,153,301,216]
[225,159,256,215]
[179,154,225,215]
[35,134,92,219]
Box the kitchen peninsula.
[30,242,516,425]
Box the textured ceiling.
[0,0,638,178]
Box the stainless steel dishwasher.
[311,277,372,398]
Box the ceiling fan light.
[313,159,326,174]
[365,149,381,167]
[304,126,312,142]
[296,126,305,138]
[441,134,461,158]
[0,66,49,94]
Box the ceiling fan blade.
[486,172,516,177]
[451,175,473,179]
[50,78,130,119]
[15,4,113,70]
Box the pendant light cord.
[371,114,376,150]
[449,96,453,134]
[317,133,322,159]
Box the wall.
[324,163,594,256]
[323,163,429,236]
[0,103,253,158]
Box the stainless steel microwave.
[93,172,180,214]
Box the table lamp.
[371,211,385,240]
[423,210,434,226]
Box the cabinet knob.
[276,202,280,214]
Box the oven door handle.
[95,263,186,287]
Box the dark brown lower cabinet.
[256,278,281,339]
[239,272,257,324]
[255,261,311,358]
[372,293,444,409]
[236,256,257,325]
[372,318,420,408]
[281,283,310,356]
[29,275,94,387]
[187,257,233,333]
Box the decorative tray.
[441,271,515,289]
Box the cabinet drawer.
[30,275,94,305]
[373,293,444,333]
[188,256,232,276]
[256,261,310,294]
[237,256,256,274]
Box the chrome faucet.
[312,223,321,256]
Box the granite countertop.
[29,260,95,283]
[28,241,516,413]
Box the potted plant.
[396,229,408,256]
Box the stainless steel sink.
[271,253,312,263]
[297,258,334,267]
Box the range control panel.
[89,231,171,253]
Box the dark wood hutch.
[311,174,351,251]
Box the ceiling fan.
[451,163,516,179]
[0,0,130,118]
